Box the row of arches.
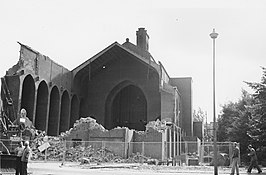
[20,75,149,134]
[21,75,80,136]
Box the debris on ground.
[30,135,153,164]
[61,117,106,138]
[145,119,168,132]
[29,117,156,164]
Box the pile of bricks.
[61,117,106,138]
[31,136,62,161]
[30,136,151,163]
[30,117,159,163]
[145,119,168,132]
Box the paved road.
[27,162,265,175]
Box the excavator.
[0,76,36,173]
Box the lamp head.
[210,29,218,39]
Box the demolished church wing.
[1,28,193,137]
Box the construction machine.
[0,76,36,173]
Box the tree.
[193,107,206,122]
[217,101,237,142]
[217,90,254,142]
[217,90,254,163]
[217,67,266,164]
[245,67,266,150]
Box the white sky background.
[1,0,265,122]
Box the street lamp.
[210,29,218,175]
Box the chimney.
[136,28,149,52]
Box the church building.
[1,28,193,139]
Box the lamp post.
[210,29,218,175]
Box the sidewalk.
[28,161,266,175]
[65,162,266,174]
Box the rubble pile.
[65,145,123,163]
[30,135,151,163]
[73,117,105,130]
[31,136,63,161]
[30,117,157,163]
[126,152,149,163]
[61,117,106,138]
[145,119,168,132]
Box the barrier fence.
[0,139,236,166]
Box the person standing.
[14,141,24,175]
[21,141,31,175]
[247,144,262,174]
[230,142,240,175]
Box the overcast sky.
[1,0,265,122]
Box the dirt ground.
[25,161,266,175]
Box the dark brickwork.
[170,78,193,136]
[77,50,161,128]
[2,29,193,138]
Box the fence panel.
[0,138,235,167]
[201,142,234,166]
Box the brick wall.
[76,47,161,128]
[170,77,193,136]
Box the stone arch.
[35,81,48,131]
[105,80,147,130]
[70,95,79,129]
[21,74,35,121]
[59,90,70,133]
[48,86,60,136]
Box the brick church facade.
[1,28,193,138]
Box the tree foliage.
[193,107,206,122]
[217,67,266,163]
[245,67,266,148]
[217,90,254,159]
